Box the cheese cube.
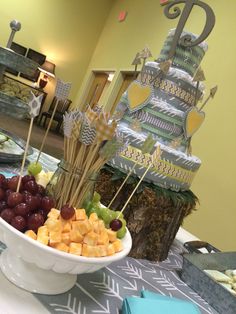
[97,245,108,257]
[107,229,117,242]
[25,230,37,240]
[62,221,72,233]
[49,231,62,246]
[75,208,87,220]
[47,208,60,219]
[93,220,105,234]
[69,242,82,255]
[97,230,109,245]
[54,242,69,253]
[70,229,83,243]
[107,243,115,256]
[112,240,123,253]
[83,231,98,246]
[37,235,49,246]
[82,244,100,257]
[61,232,71,245]
[37,226,49,237]
[72,220,92,235]
[89,212,99,223]
[44,218,62,232]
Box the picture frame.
[20,48,46,82]
[6,42,27,76]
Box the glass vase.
[46,159,98,209]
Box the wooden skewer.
[117,162,152,219]
[108,162,137,208]
[16,117,34,193]
[36,98,59,163]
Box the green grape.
[109,210,118,220]
[92,191,101,203]
[100,208,113,226]
[117,225,127,239]
[84,200,93,215]
[92,203,102,217]
[28,162,42,175]
[119,217,127,227]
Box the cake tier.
[119,98,188,151]
[108,131,201,191]
[157,29,208,76]
[142,61,204,111]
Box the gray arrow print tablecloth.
[34,243,218,314]
[0,150,218,314]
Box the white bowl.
[0,218,132,295]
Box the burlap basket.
[96,165,198,261]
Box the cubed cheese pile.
[25,208,123,257]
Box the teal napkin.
[1,171,15,178]
[122,291,201,314]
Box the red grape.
[0,188,5,201]
[25,194,40,211]
[60,204,75,220]
[0,174,6,188]
[22,190,31,202]
[41,196,55,213]
[2,178,10,190]
[0,200,7,212]
[110,219,122,231]
[14,203,30,216]
[37,185,45,196]
[22,175,35,184]
[5,189,13,199]
[8,176,22,191]
[11,215,26,231]
[24,180,39,195]
[1,208,15,223]
[7,192,23,208]
[27,213,44,232]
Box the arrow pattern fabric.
[32,243,218,314]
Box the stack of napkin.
[122,290,201,314]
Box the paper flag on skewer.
[199,85,218,111]
[131,52,142,66]
[96,114,117,142]
[99,138,124,160]
[159,60,171,75]
[193,68,206,82]
[139,46,152,59]
[28,91,44,118]
[141,133,156,154]
[86,106,98,124]
[130,118,142,132]
[63,111,79,138]
[192,68,205,107]
[55,79,72,101]
[149,60,171,84]
[17,93,43,192]
[71,121,81,141]
[79,119,97,145]
[210,85,218,97]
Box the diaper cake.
[96,1,217,261]
[108,29,210,192]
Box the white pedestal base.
[0,249,77,295]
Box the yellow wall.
[0,0,113,108]
[77,0,236,251]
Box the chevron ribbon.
[120,145,196,185]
